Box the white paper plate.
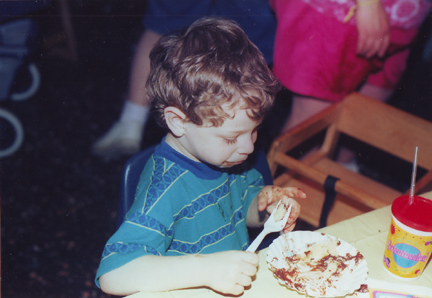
[266,231,368,297]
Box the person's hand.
[203,251,259,295]
[355,1,390,58]
[257,186,306,233]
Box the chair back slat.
[336,93,432,170]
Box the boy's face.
[180,106,260,168]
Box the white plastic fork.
[246,201,292,252]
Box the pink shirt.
[302,0,432,29]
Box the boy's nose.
[238,135,255,155]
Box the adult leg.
[359,83,393,102]
[333,84,393,166]
[283,95,362,170]
[92,30,161,160]
[128,30,161,106]
[282,95,332,132]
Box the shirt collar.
[155,137,225,179]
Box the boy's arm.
[246,194,268,228]
[99,251,259,296]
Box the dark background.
[1,1,431,298]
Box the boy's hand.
[203,251,259,295]
[257,186,306,233]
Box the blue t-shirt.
[95,140,264,286]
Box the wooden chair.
[267,92,432,227]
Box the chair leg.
[320,123,340,159]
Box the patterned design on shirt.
[172,181,230,222]
[101,242,160,261]
[236,172,263,201]
[168,207,245,254]
[127,212,173,236]
[302,0,432,29]
[143,156,187,215]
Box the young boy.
[95,17,306,296]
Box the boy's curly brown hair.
[146,17,281,128]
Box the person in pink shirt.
[271,0,431,167]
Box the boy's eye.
[224,138,237,145]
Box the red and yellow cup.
[383,195,432,280]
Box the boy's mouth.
[223,159,246,167]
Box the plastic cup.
[383,195,432,280]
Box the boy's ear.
[164,107,187,137]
